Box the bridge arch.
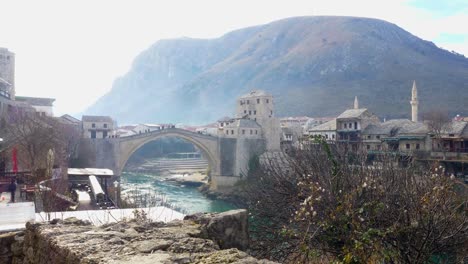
[116,129,220,177]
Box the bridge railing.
[117,127,218,140]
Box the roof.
[225,118,261,128]
[440,121,468,136]
[363,119,429,135]
[15,96,55,106]
[82,115,113,123]
[337,108,368,119]
[60,114,81,124]
[239,90,271,99]
[217,116,233,122]
[141,124,161,128]
[67,168,114,177]
[308,119,337,132]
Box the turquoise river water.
[121,172,236,214]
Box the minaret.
[410,80,419,122]
[354,96,359,109]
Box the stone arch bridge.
[77,128,265,189]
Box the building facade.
[0,48,15,100]
[82,115,115,139]
[236,90,281,151]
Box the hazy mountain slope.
[86,16,468,124]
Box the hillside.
[85,16,468,124]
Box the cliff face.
[86,16,468,124]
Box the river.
[121,172,236,214]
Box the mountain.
[85,16,468,124]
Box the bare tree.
[244,137,468,263]
[2,113,79,182]
[423,110,452,151]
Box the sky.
[0,0,467,116]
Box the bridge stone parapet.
[75,128,265,190]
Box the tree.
[244,137,467,263]
[2,112,78,183]
[423,110,452,151]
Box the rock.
[12,210,277,263]
[168,237,219,253]
[186,209,249,250]
[62,217,91,226]
[11,241,23,256]
[135,239,173,253]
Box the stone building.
[0,47,15,100]
[221,118,262,139]
[361,119,430,152]
[82,115,115,139]
[336,100,380,143]
[236,90,281,151]
[306,118,337,141]
[15,96,55,116]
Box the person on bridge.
[8,179,17,203]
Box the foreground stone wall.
[1,209,276,264]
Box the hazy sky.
[0,0,466,116]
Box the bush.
[244,139,467,263]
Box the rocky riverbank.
[0,209,276,264]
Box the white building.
[133,124,162,134]
[307,118,337,141]
[82,115,115,139]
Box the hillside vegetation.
[86,16,468,124]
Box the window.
[103,131,108,138]
[247,100,250,104]
[270,110,273,115]
[254,110,256,115]
[231,130,234,135]
[249,110,251,115]
[332,134,335,139]
[250,130,253,135]
[242,129,245,135]
[376,145,381,150]
[257,98,260,104]
[104,124,108,128]
[244,110,247,114]
[349,123,352,129]
[367,145,370,150]
[325,134,329,139]
[406,144,410,149]
[240,100,244,105]
[376,135,380,139]
[92,123,96,128]
[255,130,258,135]
[416,144,420,150]
[266,99,269,103]
[344,123,347,129]
[91,131,96,139]
[367,135,371,139]
[354,122,357,129]
[226,130,229,135]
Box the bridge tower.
[236,90,281,151]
